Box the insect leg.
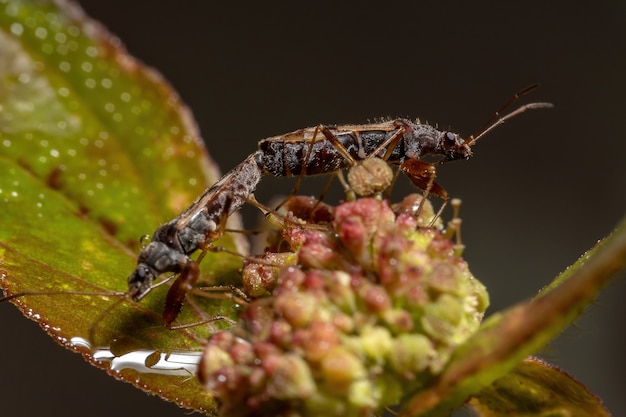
[163,259,199,328]
[162,195,237,328]
[384,165,403,200]
[336,123,406,198]
[400,159,449,226]
[275,125,325,210]
[370,122,407,162]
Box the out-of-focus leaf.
[398,216,626,417]
[466,357,610,417]
[0,0,244,413]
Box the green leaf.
[467,357,610,417]
[398,215,626,417]
[0,0,243,413]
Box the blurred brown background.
[2,1,625,416]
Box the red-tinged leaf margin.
[467,357,610,417]
[0,0,247,414]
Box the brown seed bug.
[256,85,553,219]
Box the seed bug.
[257,85,553,217]
[127,151,263,327]
[1,153,265,334]
[3,86,552,335]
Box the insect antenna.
[87,294,130,344]
[0,286,133,347]
[0,289,127,303]
[464,84,553,147]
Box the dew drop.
[5,3,18,17]
[85,78,96,88]
[55,44,68,56]
[34,27,48,40]
[67,25,80,37]
[57,86,70,97]
[17,73,30,84]
[58,61,70,72]
[9,22,23,36]
[54,32,67,44]
[81,61,93,73]
[66,39,78,52]
[85,45,97,57]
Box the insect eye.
[444,132,456,144]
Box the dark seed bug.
[1,153,264,333]
[127,151,263,327]
[256,85,553,216]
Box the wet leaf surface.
[0,0,244,413]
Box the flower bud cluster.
[199,195,488,417]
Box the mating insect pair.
[2,86,553,334]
